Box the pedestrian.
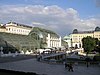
[68,63,74,72]
[86,62,89,68]
[85,57,90,68]
[65,62,69,69]
[37,55,42,61]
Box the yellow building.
[0,26,6,32]
[69,27,100,48]
[0,22,32,35]
[5,22,32,35]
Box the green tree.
[82,36,96,54]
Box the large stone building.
[0,22,32,35]
[64,27,100,48]
[46,34,61,48]
[0,22,63,53]
[29,27,62,48]
[63,35,72,48]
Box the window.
[9,28,10,31]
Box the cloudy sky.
[0,0,100,37]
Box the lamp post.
[0,46,3,56]
[71,38,72,47]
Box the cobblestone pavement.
[0,59,100,75]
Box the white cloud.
[0,5,99,36]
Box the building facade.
[71,31,100,48]
[46,34,61,48]
[63,35,72,48]
[0,26,6,32]
[29,27,62,48]
[0,22,62,49]
[0,22,32,35]
[64,27,100,48]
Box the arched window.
[75,44,78,49]
[79,44,81,48]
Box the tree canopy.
[82,36,96,54]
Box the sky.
[0,0,100,37]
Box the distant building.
[46,34,61,48]
[0,25,6,32]
[63,35,72,48]
[64,27,100,48]
[0,21,32,35]
[29,27,62,48]
[0,22,62,51]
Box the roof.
[0,26,6,29]
[6,22,32,28]
[72,31,94,34]
[63,35,71,40]
[29,27,59,38]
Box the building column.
[47,34,50,48]
[59,36,61,47]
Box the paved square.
[0,58,100,75]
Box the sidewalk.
[0,58,100,75]
[0,55,36,63]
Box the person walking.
[85,57,90,68]
[64,62,69,69]
[68,63,74,72]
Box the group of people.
[64,62,74,72]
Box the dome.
[63,35,71,40]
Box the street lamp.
[0,46,3,56]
